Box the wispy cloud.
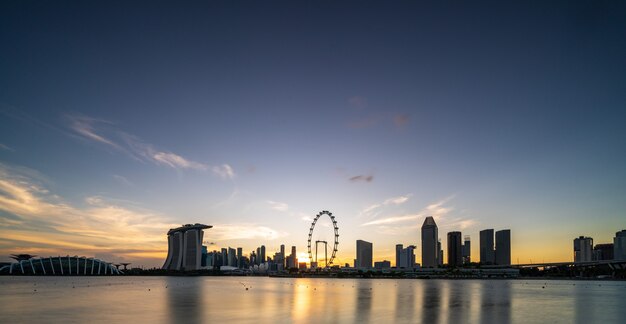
[361,194,412,216]
[361,196,458,227]
[0,143,14,151]
[66,114,235,178]
[209,223,288,242]
[349,174,374,183]
[0,163,179,264]
[267,200,289,212]
[347,117,378,129]
[113,174,133,186]
[393,114,410,128]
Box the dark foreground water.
[1,276,625,323]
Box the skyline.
[2,1,626,267]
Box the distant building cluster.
[573,230,626,262]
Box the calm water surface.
[1,277,624,323]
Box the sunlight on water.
[1,277,625,323]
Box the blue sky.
[1,1,625,266]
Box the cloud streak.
[349,174,374,183]
[267,200,289,212]
[66,115,235,178]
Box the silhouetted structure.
[495,229,511,265]
[162,223,212,271]
[447,231,462,267]
[480,229,495,264]
[421,216,439,268]
[0,255,121,275]
[10,254,35,262]
[462,235,471,264]
[395,244,416,269]
[355,240,373,269]
[374,260,391,269]
[615,230,626,260]
[593,243,614,261]
[574,236,593,262]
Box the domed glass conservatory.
[0,256,122,275]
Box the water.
[1,277,624,323]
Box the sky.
[1,1,625,267]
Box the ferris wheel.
[307,210,339,268]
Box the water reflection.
[422,281,441,323]
[479,280,511,324]
[166,277,204,324]
[354,280,372,322]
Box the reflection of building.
[162,223,212,271]
[395,244,416,269]
[614,230,626,260]
[495,229,511,265]
[447,231,462,267]
[421,216,438,268]
[356,240,373,269]
[573,236,593,262]
[480,229,495,264]
[0,256,121,275]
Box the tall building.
[574,236,593,262]
[280,244,286,269]
[495,229,511,265]
[286,246,297,268]
[447,231,463,267]
[421,216,438,268]
[162,223,212,271]
[480,229,495,265]
[593,243,614,261]
[462,235,471,264]
[396,244,403,268]
[356,240,373,269]
[614,230,626,260]
[260,245,266,264]
[395,244,416,269]
[237,247,243,268]
[228,247,237,267]
[438,240,443,267]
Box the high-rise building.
[374,260,391,269]
[260,245,266,264]
[462,235,471,264]
[574,236,593,262]
[593,243,614,261]
[237,247,243,268]
[395,244,416,269]
[437,240,443,267]
[447,231,463,267]
[356,240,373,269]
[495,229,511,265]
[286,246,297,268]
[614,230,626,260]
[280,244,286,269]
[162,223,212,271]
[228,247,237,267]
[421,217,438,268]
[480,229,495,265]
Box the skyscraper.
[237,247,243,268]
[356,240,373,269]
[228,247,237,267]
[421,216,438,268]
[480,229,495,265]
[495,229,511,265]
[462,235,471,264]
[162,223,212,271]
[395,244,416,269]
[615,230,626,260]
[280,244,286,269]
[574,236,593,262]
[447,231,463,267]
[260,245,266,264]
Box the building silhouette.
[593,243,614,261]
[421,216,439,268]
[162,223,212,271]
[574,236,593,262]
[614,230,626,260]
[462,235,471,264]
[495,229,511,265]
[447,231,463,267]
[395,244,416,269]
[356,240,373,269]
[480,229,495,265]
